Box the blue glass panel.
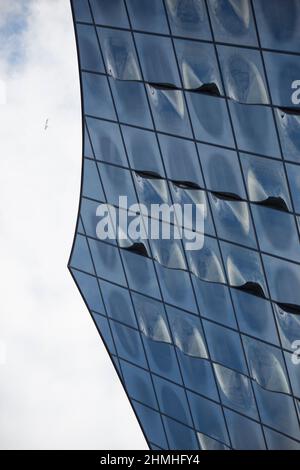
[110,320,147,368]
[165,0,211,40]
[110,79,153,129]
[243,336,290,394]
[121,249,161,299]
[203,319,248,374]
[133,401,168,449]
[153,376,193,426]
[187,93,234,148]
[253,0,300,52]
[284,352,300,399]
[71,269,104,313]
[287,163,300,213]
[198,143,245,198]
[188,390,230,445]
[97,163,137,209]
[70,234,94,274]
[120,360,158,409]
[89,0,129,28]
[252,205,300,262]
[82,158,104,201]
[221,241,267,298]
[217,45,268,104]
[77,24,104,72]
[143,336,183,385]
[210,195,256,248]
[127,0,169,34]
[100,280,137,327]
[82,72,115,119]
[159,134,203,187]
[176,349,218,401]
[89,238,126,286]
[147,86,192,138]
[275,108,300,164]
[86,117,127,166]
[92,313,116,354]
[264,52,300,108]
[274,303,300,352]
[224,409,266,450]
[208,0,258,46]
[193,277,236,328]
[122,126,163,174]
[72,0,92,22]
[229,101,280,157]
[264,427,300,450]
[98,27,141,80]
[214,363,258,419]
[163,416,199,450]
[231,289,279,346]
[241,153,291,210]
[175,39,223,93]
[263,254,300,307]
[253,382,300,440]
[155,262,197,313]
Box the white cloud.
[0,0,146,450]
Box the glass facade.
[69,0,300,450]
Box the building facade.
[69,0,300,450]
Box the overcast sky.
[0,0,146,450]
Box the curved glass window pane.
[135,34,180,87]
[132,292,171,343]
[82,158,105,201]
[275,108,300,164]
[264,427,300,450]
[175,39,223,93]
[89,0,129,28]
[100,279,137,327]
[263,254,300,308]
[274,303,300,351]
[77,24,104,73]
[210,195,256,248]
[187,236,226,284]
[221,241,267,297]
[231,289,279,346]
[197,432,230,450]
[243,336,290,394]
[159,134,203,187]
[110,79,153,128]
[187,93,234,148]
[153,376,193,427]
[198,144,245,198]
[87,117,127,166]
[224,409,266,450]
[89,239,126,286]
[252,205,300,262]
[121,249,161,299]
[127,0,169,34]
[253,382,300,440]
[71,269,104,313]
[287,163,300,213]
[218,45,268,104]
[147,86,192,138]
[264,52,300,108]
[165,0,211,40]
[253,0,300,53]
[214,363,258,419]
[208,0,258,46]
[122,126,163,174]
[73,0,92,22]
[188,390,230,445]
[193,277,236,328]
[163,416,199,450]
[120,360,158,409]
[82,72,115,119]
[98,163,137,208]
[203,319,248,374]
[70,234,94,274]
[98,28,141,80]
[229,101,280,157]
[241,153,291,210]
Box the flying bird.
[44,118,49,130]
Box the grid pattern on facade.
[69,0,300,450]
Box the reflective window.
[89,0,129,28]
[127,0,169,34]
[165,0,211,40]
[207,0,258,46]
[82,72,116,119]
[77,24,104,72]
[224,409,266,450]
